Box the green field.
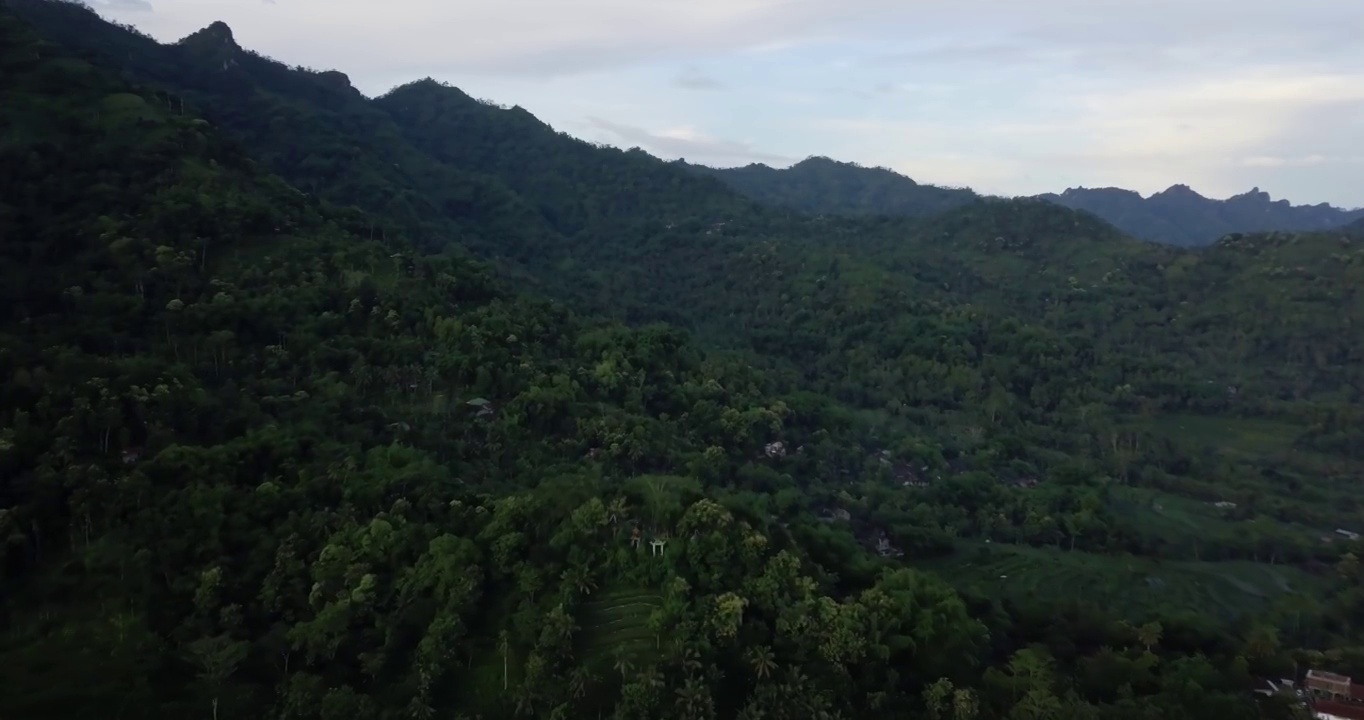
[578,587,664,668]
[923,542,1326,621]
[1123,413,1307,461]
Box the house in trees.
[875,451,926,487]
[1336,529,1360,541]
[1260,675,1364,720]
[873,534,904,558]
[1306,669,1353,698]
[818,508,851,524]
[465,397,495,419]
[1302,669,1364,718]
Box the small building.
[817,508,851,524]
[874,535,904,558]
[1336,529,1360,541]
[466,398,494,418]
[1306,669,1353,698]
[1214,501,1237,509]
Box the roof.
[1309,670,1352,684]
[1314,699,1364,720]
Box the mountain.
[0,11,990,718]
[6,3,1364,719]
[689,156,982,219]
[2,0,1145,337]
[1038,184,1364,247]
[687,154,1364,249]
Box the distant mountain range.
[696,157,1364,247]
[1037,184,1364,247]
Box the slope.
[4,0,1146,333]
[688,156,982,219]
[1,0,572,282]
[373,79,760,236]
[17,2,1364,418]
[0,11,902,717]
[2,13,1323,720]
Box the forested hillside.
[5,2,1364,719]
[691,155,1364,248]
[686,156,982,220]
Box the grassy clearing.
[578,586,664,669]
[1108,487,1237,534]
[923,542,1326,621]
[1123,413,1304,458]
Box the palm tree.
[636,665,664,693]
[674,677,710,719]
[924,678,953,719]
[608,496,629,526]
[498,630,511,690]
[561,564,598,596]
[672,642,703,675]
[1137,621,1162,653]
[513,686,536,717]
[612,646,634,681]
[746,645,778,681]
[952,688,980,720]
[1244,624,1280,660]
[550,605,579,647]
[568,666,595,700]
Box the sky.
[88,0,1364,207]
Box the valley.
[1,2,1362,719]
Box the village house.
[817,508,851,524]
[1304,669,1364,720]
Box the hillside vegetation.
[691,155,1364,248]
[685,156,982,219]
[4,2,1364,719]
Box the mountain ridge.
[691,155,1364,247]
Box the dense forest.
[683,156,982,221]
[3,2,1364,719]
[685,156,1364,248]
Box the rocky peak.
[318,70,354,91]
[1153,183,1205,200]
[178,21,241,51]
[177,21,242,69]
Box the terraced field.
[1121,413,1304,459]
[924,542,1327,621]
[578,587,664,668]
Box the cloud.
[104,0,903,78]
[88,0,153,11]
[585,116,793,166]
[674,66,724,90]
[1239,156,1364,168]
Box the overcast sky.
[90,0,1364,207]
